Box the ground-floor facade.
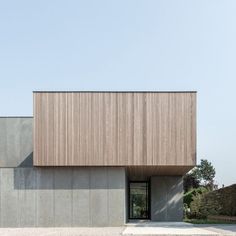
[0,117,183,227]
[0,167,183,227]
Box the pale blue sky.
[0,0,235,186]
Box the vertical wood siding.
[33,92,196,166]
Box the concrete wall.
[0,117,185,225]
[0,117,33,167]
[151,176,183,221]
[0,118,126,227]
[0,167,126,227]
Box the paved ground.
[0,227,124,236]
[123,222,236,235]
[0,223,235,236]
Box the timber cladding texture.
[33,92,196,167]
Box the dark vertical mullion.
[148,180,151,219]
[146,182,148,219]
[128,181,130,219]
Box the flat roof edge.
[0,116,33,118]
[33,91,197,93]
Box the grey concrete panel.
[17,168,36,226]
[166,177,183,221]
[0,120,7,167]
[54,169,72,226]
[0,169,1,227]
[0,168,19,227]
[108,168,125,226]
[151,176,183,222]
[36,168,55,227]
[19,119,33,166]
[0,167,126,227]
[0,118,33,167]
[90,167,109,226]
[72,168,90,226]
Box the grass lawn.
[184,218,236,224]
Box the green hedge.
[190,184,236,219]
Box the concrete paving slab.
[195,224,236,235]
[123,222,236,235]
[0,227,124,236]
[123,226,218,235]
[0,225,235,236]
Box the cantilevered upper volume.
[33,91,196,173]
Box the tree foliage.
[196,159,216,188]
[184,159,216,192]
[183,172,200,193]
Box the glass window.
[129,181,149,219]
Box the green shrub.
[184,186,208,207]
[184,191,193,207]
[183,203,190,219]
[189,192,207,219]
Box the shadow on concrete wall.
[151,177,183,221]
[18,152,33,167]
[13,166,125,190]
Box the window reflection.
[129,182,149,219]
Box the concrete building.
[0,91,196,227]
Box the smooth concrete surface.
[0,167,126,227]
[123,222,236,235]
[0,224,235,236]
[0,117,185,226]
[0,227,125,236]
[151,176,183,221]
[0,117,33,167]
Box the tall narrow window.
[129,181,150,219]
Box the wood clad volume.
[33,92,196,169]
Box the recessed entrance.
[128,181,150,219]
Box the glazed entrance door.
[129,181,150,219]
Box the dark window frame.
[128,180,151,220]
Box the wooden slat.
[126,166,194,180]
[33,92,196,167]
